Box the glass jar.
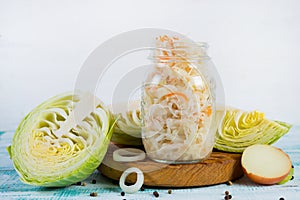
[141,35,222,164]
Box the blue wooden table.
[0,127,299,200]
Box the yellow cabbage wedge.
[214,108,292,153]
[7,92,115,187]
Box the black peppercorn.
[226,181,233,186]
[168,189,172,194]
[290,176,294,180]
[121,191,125,196]
[228,194,232,199]
[153,191,159,198]
[76,182,81,186]
[225,191,229,195]
[141,186,145,191]
[279,197,285,200]
[92,179,96,184]
[90,192,98,197]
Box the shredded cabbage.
[142,36,216,162]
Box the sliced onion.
[113,148,146,162]
[119,167,144,194]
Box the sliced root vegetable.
[241,144,292,185]
[119,167,144,194]
[278,167,294,185]
[113,148,146,162]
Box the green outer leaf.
[111,131,143,146]
[6,146,12,159]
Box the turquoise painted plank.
[0,127,299,200]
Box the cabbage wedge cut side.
[110,101,143,146]
[214,108,292,153]
[7,92,114,187]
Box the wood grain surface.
[98,144,244,187]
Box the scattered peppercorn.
[168,189,172,194]
[279,197,285,200]
[141,186,145,191]
[82,182,87,186]
[224,196,229,200]
[226,181,233,186]
[291,176,294,180]
[121,191,125,196]
[153,191,159,198]
[228,194,232,199]
[92,179,96,184]
[76,182,81,186]
[90,192,98,197]
[225,191,229,195]
[292,165,294,168]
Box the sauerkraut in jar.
[141,35,218,164]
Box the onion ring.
[113,148,146,162]
[119,167,144,194]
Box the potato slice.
[241,144,292,185]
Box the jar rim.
[156,41,208,48]
[149,41,210,61]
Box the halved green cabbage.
[110,101,142,146]
[214,108,292,153]
[7,92,115,187]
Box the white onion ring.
[119,167,144,194]
[113,148,146,162]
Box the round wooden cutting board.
[98,145,243,187]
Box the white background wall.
[1,0,300,130]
